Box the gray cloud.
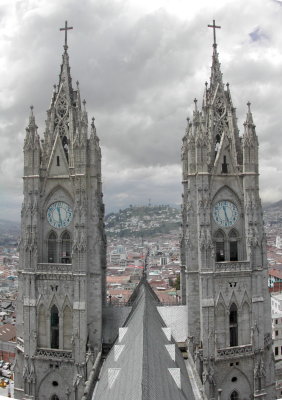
[1,0,282,221]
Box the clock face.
[47,201,73,229]
[212,200,239,228]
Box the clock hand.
[223,206,229,223]
[57,207,63,225]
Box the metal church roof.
[92,278,196,400]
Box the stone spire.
[23,106,41,179]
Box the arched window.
[230,303,238,347]
[229,230,238,261]
[215,231,225,262]
[230,390,239,400]
[51,395,59,400]
[50,305,59,349]
[38,304,47,348]
[48,232,57,263]
[61,231,71,263]
[63,305,72,350]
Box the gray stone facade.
[14,41,106,400]
[181,40,276,399]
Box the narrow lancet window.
[61,231,71,263]
[229,303,238,347]
[222,155,228,173]
[215,231,225,262]
[230,390,239,400]
[229,230,238,261]
[51,305,59,349]
[48,232,57,263]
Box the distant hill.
[105,205,181,237]
[0,219,20,235]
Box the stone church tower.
[14,24,106,399]
[181,23,276,399]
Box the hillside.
[105,205,181,237]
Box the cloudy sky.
[1,0,282,221]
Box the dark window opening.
[48,232,57,263]
[231,377,237,382]
[51,305,59,349]
[275,347,279,356]
[62,135,69,162]
[216,241,225,261]
[61,231,71,263]
[52,381,58,387]
[229,230,239,261]
[230,241,238,261]
[215,134,221,157]
[276,330,278,336]
[230,391,239,400]
[222,155,228,173]
[56,156,60,166]
[229,303,238,347]
[51,396,59,400]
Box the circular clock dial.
[47,201,73,229]
[212,200,239,228]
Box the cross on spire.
[60,21,73,51]
[208,19,221,46]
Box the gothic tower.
[181,22,276,399]
[15,23,106,399]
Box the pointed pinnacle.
[76,80,79,87]
[247,101,251,113]
[194,98,198,111]
[30,105,34,115]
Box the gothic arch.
[37,370,68,400]
[229,292,239,309]
[216,291,227,308]
[240,290,250,308]
[212,185,242,208]
[219,366,252,400]
[48,294,61,311]
[44,184,73,208]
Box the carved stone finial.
[247,101,251,112]
[76,80,79,87]
[205,81,208,88]
[194,98,198,111]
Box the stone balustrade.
[215,261,251,272]
[36,263,72,273]
[217,344,253,359]
[36,348,73,360]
